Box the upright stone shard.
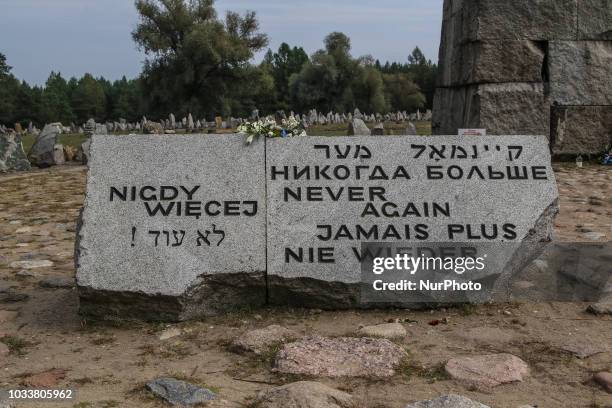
[0,134,31,172]
[28,124,64,168]
[266,136,558,309]
[76,134,267,321]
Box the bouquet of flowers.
[237,116,307,144]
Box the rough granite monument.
[76,134,267,321]
[266,136,558,308]
[433,0,612,156]
[76,134,558,319]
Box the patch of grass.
[137,342,194,359]
[1,335,34,356]
[458,303,478,316]
[397,357,449,382]
[72,377,94,385]
[72,403,92,408]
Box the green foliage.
[262,43,309,110]
[133,0,268,118]
[0,6,438,127]
[71,73,107,123]
[41,72,74,124]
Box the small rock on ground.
[146,377,216,406]
[159,327,182,341]
[22,369,66,388]
[593,372,612,393]
[357,323,406,339]
[252,381,354,408]
[274,336,407,378]
[9,260,53,269]
[405,394,490,408]
[0,288,28,303]
[561,343,606,359]
[0,310,18,323]
[231,325,299,355]
[39,277,74,289]
[445,354,529,389]
[587,301,612,315]
[0,343,10,357]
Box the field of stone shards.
[0,163,610,408]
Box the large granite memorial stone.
[266,136,559,308]
[76,134,266,321]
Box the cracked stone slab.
[76,134,266,321]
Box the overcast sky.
[0,0,443,85]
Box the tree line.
[0,0,437,128]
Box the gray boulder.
[405,394,490,408]
[231,325,299,355]
[347,119,370,136]
[78,139,91,165]
[0,134,31,172]
[405,122,417,135]
[252,381,354,408]
[28,124,64,167]
[370,123,384,136]
[146,377,215,406]
[95,124,108,135]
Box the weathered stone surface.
[405,394,490,408]
[273,336,407,378]
[593,372,612,393]
[371,123,384,136]
[551,106,612,156]
[0,134,31,172]
[76,134,266,321]
[22,369,66,388]
[267,136,558,308]
[587,301,612,315]
[347,119,370,136]
[357,323,406,339]
[143,121,164,134]
[79,139,91,164]
[438,41,545,87]
[28,124,64,168]
[444,0,577,42]
[445,354,529,388]
[252,381,355,408]
[577,0,612,40]
[146,377,216,406]
[39,276,74,289]
[231,325,299,355]
[549,41,612,106]
[9,260,54,269]
[405,122,417,135]
[434,83,550,136]
[561,342,607,359]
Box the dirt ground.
[0,163,610,408]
